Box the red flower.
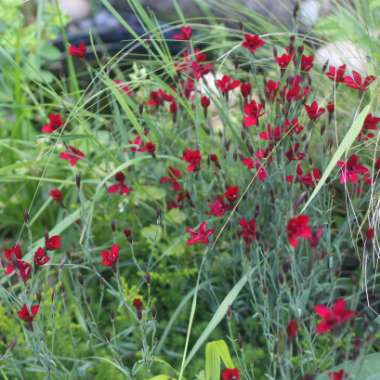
[314,298,355,334]
[186,222,214,245]
[366,227,375,241]
[216,75,241,95]
[308,227,324,248]
[41,114,63,133]
[242,33,265,53]
[243,100,265,128]
[45,235,61,251]
[173,25,193,40]
[239,218,256,246]
[285,143,304,162]
[282,75,310,101]
[208,196,227,217]
[287,215,312,248]
[296,164,321,187]
[34,247,50,267]
[68,42,87,58]
[240,82,252,98]
[17,260,31,282]
[344,71,376,92]
[101,243,120,267]
[259,124,283,141]
[224,185,239,203]
[337,154,368,184]
[265,79,280,102]
[161,166,182,192]
[275,53,293,70]
[358,113,380,140]
[133,298,143,311]
[182,148,201,172]
[201,95,211,109]
[114,80,133,96]
[146,89,173,107]
[327,101,335,114]
[17,304,40,323]
[108,172,130,195]
[287,319,299,339]
[50,188,62,203]
[305,101,325,120]
[222,368,240,380]
[60,146,85,166]
[326,64,346,83]
[3,244,22,275]
[300,55,314,72]
[329,369,347,380]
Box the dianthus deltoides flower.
[101,243,120,267]
[329,369,347,380]
[18,304,40,323]
[222,368,240,380]
[314,298,355,335]
[182,148,201,172]
[186,222,214,245]
[287,215,312,248]
[241,33,265,53]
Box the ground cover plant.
[0,0,380,379]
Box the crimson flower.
[17,304,40,323]
[101,243,120,267]
[282,75,310,101]
[285,143,305,161]
[186,222,214,245]
[343,71,376,92]
[146,89,173,107]
[240,82,252,98]
[329,370,347,380]
[287,319,299,339]
[173,25,193,40]
[50,188,62,203]
[17,260,31,282]
[160,166,182,192]
[224,185,239,203]
[296,164,321,187]
[308,227,324,248]
[305,101,325,120]
[366,227,375,241]
[108,172,130,195]
[287,215,312,248]
[34,247,50,266]
[133,298,143,311]
[208,196,227,217]
[60,146,85,166]
[265,79,280,102]
[242,33,265,53]
[201,95,211,109]
[337,154,368,184]
[325,64,346,83]
[358,113,380,140]
[216,75,241,95]
[239,218,256,246]
[182,148,201,172]
[222,368,240,380]
[300,55,313,72]
[68,42,87,58]
[243,100,264,128]
[376,157,380,171]
[275,53,293,70]
[3,244,22,275]
[241,156,267,181]
[327,101,335,114]
[41,114,63,133]
[314,298,355,334]
[114,80,133,96]
[45,235,61,251]
[259,124,283,142]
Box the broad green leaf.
[165,208,187,224]
[149,376,175,380]
[205,340,235,380]
[134,185,166,201]
[316,353,380,380]
[301,104,370,212]
[141,224,163,243]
